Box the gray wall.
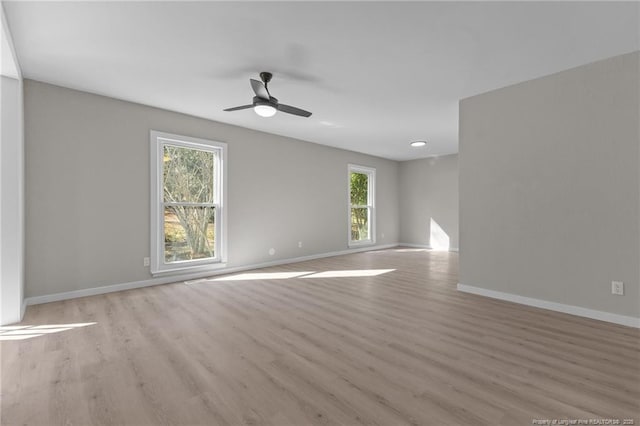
[24,80,399,298]
[398,155,458,249]
[459,52,640,317]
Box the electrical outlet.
[143,257,150,267]
[611,281,624,296]
[268,248,275,256]
[298,241,303,248]
[381,232,385,239]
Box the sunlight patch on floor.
[0,322,97,341]
[301,269,395,278]
[207,268,397,282]
[212,271,315,281]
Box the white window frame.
[150,130,227,276]
[348,164,376,247]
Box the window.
[348,164,375,246]
[150,131,227,275]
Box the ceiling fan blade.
[223,104,253,112]
[250,79,270,100]
[277,103,312,117]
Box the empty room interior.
[1,1,639,425]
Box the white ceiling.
[1,6,20,79]
[4,1,639,161]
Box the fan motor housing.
[253,96,278,107]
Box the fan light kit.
[254,104,277,117]
[224,71,312,118]
[410,140,427,147]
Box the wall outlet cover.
[611,281,624,296]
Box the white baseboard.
[24,243,400,307]
[457,283,640,328]
[398,243,459,252]
[398,243,431,249]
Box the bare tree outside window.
[163,145,216,262]
[350,172,369,241]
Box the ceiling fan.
[223,72,312,118]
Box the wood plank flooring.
[1,248,639,425]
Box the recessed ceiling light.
[410,140,427,147]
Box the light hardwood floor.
[1,248,639,425]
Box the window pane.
[164,206,215,263]
[350,172,368,205]
[351,207,369,241]
[163,145,214,203]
